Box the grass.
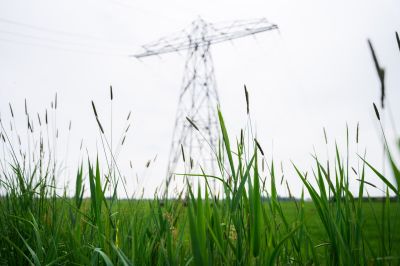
[0,35,399,265]
[0,105,398,266]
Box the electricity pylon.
[134,17,278,197]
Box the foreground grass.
[113,199,400,259]
[0,193,399,265]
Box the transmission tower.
[134,17,278,197]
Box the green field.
[1,193,399,265]
[114,199,400,257]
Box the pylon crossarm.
[133,18,278,58]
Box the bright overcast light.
[0,0,399,198]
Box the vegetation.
[0,35,399,265]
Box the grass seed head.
[254,138,264,156]
[373,102,380,121]
[55,93,58,109]
[244,84,249,114]
[91,101,98,117]
[368,39,385,108]
[323,127,328,144]
[28,118,33,133]
[186,117,199,131]
[356,122,359,143]
[181,144,185,162]
[37,113,41,126]
[240,129,244,147]
[9,103,14,118]
[352,167,358,175]
[356,178,377,188]
[96,117,104,134]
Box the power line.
[0,29,133,52]
[0,36,128,57]
[0,17,132,47]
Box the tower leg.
[164,23,221,198]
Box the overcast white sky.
[0,0,399,198]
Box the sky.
[0,0,399,198]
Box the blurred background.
[0,0,399,198]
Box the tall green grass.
[0,35,399,265]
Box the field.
[0,36,400,265]
[0,182,399,265]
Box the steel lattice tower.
[134,18,278,197]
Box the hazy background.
[0,0,399,198]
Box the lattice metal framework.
[134,17,278,197]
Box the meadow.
[0,36,399,265]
